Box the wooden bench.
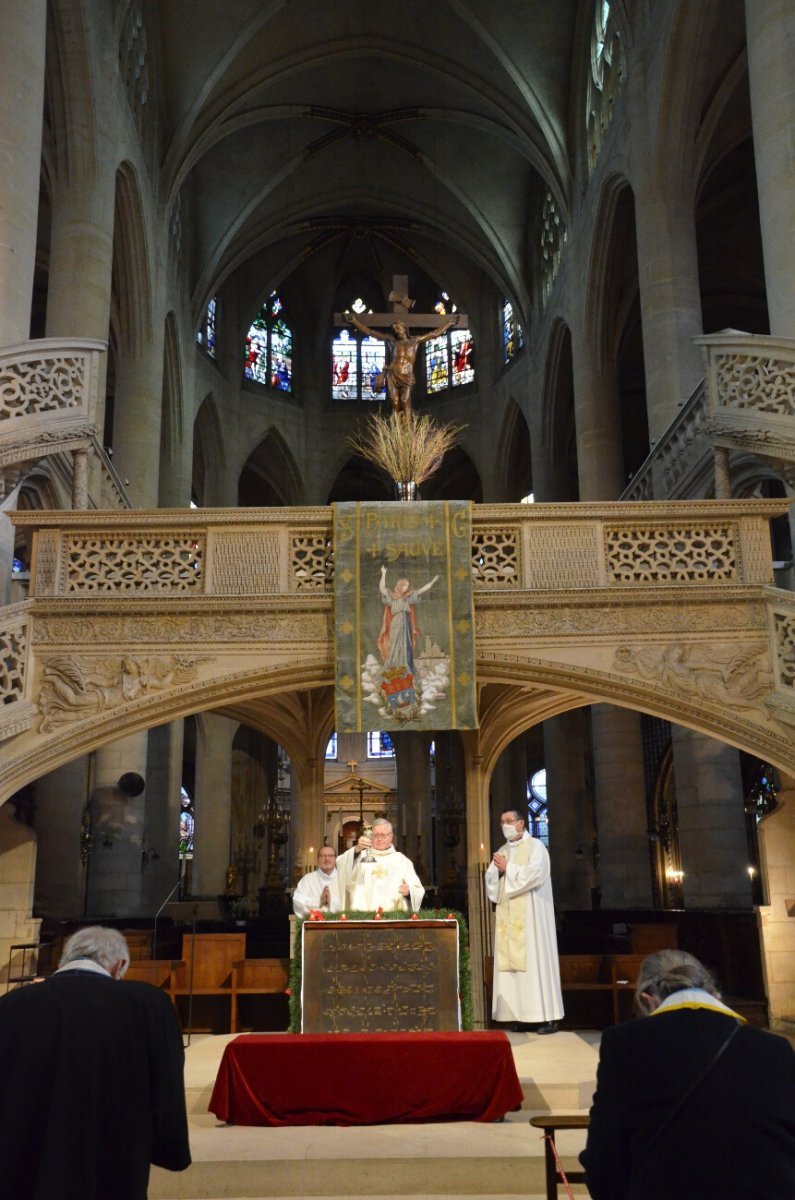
[559,954,645,1025]
[529,1114,590,1199]
[231,958,290,1032]
[124,959,179,992]
[171,933,245,1032]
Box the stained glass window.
[424,294,475,392]
[179,786,194,857]
[196,296,217,359]
[332,306,386,402]
[367,731,395,759]
[540,192,567,306]
[586,0,625,172]
[502,300,525,363]
[243,293,292,391]
[527,768,549,847]
[325,733,338,760]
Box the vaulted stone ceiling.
[157,0,581,326]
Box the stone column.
[86,730,149,917]
[139,722,185,916]
[591,704,653,908]
[544,712,595,909]
[0,803,40,988]
[0,512,14,607]
[463,732,491,1029]
[290,754,325,884]
[672,727,753,908]
[112,343,166,508]
[756,769,795,1026]
[0,0,46,345]
[745,0,795,336]
[30,757,89,918]
[633,190,703,439]
[392,733,431,879]
[191,713,237,897]
[570,323,624,500]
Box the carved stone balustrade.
[0,339,107,474]
[0,500,793,798]
[697,331,795,482]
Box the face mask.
[502,823,518,840]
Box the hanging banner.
[334,500,478,733]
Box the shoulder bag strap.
[629,1020,741,1183]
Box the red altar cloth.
[208,1031,523,1126]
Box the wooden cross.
[334,275,468,331]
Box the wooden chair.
[230,958,290,1032]
[529,1113,590,1199]
[172,932,246,1032]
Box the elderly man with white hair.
[0,925,190,1200]
[335,817,424,912]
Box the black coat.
[581,1005,795,1200]
[0,970,191,1200]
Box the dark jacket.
[581,1004,795,1200]
[0,969,191,1200]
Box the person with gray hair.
[0,925,190,1199]
[581,947,795,1199]
[335,817,424,911]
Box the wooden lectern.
[301,919,460,1033]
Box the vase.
[394,481,419,501]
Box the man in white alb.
[335,818,424,912]
[292,846,342,918]
[485,808,564,1034]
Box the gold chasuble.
[334,501,477,733]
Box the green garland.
[287,908,473,1033]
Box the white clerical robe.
[335,845,424,912]
[485,832,564,1023]
[292,868,342,918]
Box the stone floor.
[149,1029,599,1200]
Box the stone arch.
[238,427,304,507]
[192,392,226,505]
[111,162,153,355]
[158,311,185,504]
[585,175,648,481]
[494,400,531,502]
[541,319,578,501]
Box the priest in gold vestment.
[485,808,564,1032]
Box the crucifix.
[334,276,469,415]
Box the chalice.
[360,822,376,863]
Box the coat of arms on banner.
[334,501,478,733]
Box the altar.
[300,918,461,1033]
[208,1031,523,1126]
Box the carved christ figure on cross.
[344,309,460,416]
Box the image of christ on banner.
[334,500,477,733]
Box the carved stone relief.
[613,642,772,712]
[37,654,200,732]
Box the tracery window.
[424,293,475,393]
[332,299,386,401]
[179,787,194,858]
[526,768,549,847]
[367,732,395,759]
[196,296,217,359]
[502,300,525,364]
[244,293,293,391]
[119,1,149,128]
[540,191,567,306]
[586,0,625,172]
